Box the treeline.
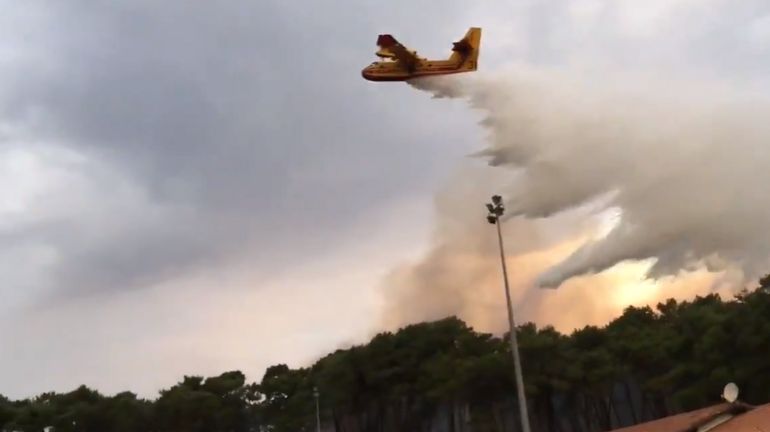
[3,278,770,432]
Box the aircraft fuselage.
[362,27,481,82]
[361,59,475,82]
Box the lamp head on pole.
[486,195,505,224]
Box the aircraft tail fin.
[449,27,481,70]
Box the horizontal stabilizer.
[452,39,472,53]
[448,27,481,67]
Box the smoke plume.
[381,64,770,331]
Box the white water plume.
[407,66,770,288]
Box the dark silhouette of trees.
[3,279,770,431]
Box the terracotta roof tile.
[710,403,770,432]
[610,402,765,432]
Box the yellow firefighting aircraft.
[361,27,481,82]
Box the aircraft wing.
[376,34,420,70]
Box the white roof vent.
[722,382,739,403]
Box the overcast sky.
[1,0,770,399]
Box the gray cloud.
[0,1,479,300]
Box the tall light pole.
[486,195,531,432]
[313,386,321,432]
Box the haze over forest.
[3,281,770,431]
